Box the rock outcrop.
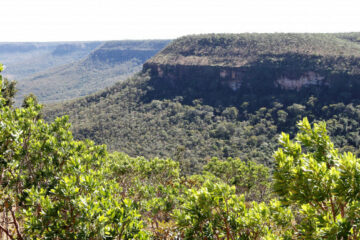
[275,72,327,91]
[144,63,329,93]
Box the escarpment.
[142,33,360,107]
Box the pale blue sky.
[1,0,360,41]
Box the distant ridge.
[0,41,102,80]
[12,40,170,103]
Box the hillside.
[45,34,360,173]
[14,40,170,103]
[45,71,360,172]
[6,79,360,238]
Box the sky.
[1,0,360,42]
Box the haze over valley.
[0,40,169,103]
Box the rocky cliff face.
[275,72,328,91]
[144,63,248,91]
[142,34,360,107]
[142,60,360,108]
[144,63,329,92]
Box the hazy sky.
[1,0,360,41]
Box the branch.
[330,197,336,221]
[0,224,15,240]
[10,207,24,240]
[310,200,327,213]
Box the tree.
[274,118,360,239]
[109,152,183,235]
[0,71,147,239]
[175,181,294,239]
[203,157,272,202]
[22,93,38,108]
[0,64,17,107]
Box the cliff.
[143,33,360,107]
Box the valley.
[0,40,170,103]
[2,33,360,239]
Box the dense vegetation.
[3,33,360,238]
[43,34,360,173]
[3,63,360,238]
[45,71,360,173]
[148,33,360,67]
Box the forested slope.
[4,64,360,238]
[45,76,360,173]
[44,33,360,172]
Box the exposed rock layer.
[144,63,329,92]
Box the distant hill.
[144,33,360,108]
[45,33,360,172]
[0,42,102,80]
[7,40,170,103]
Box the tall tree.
[274,118,360,239]
[0,64,17,107]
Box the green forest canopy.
[41,34,360,175]
[2,63,360,238]
[45,72,360,173]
